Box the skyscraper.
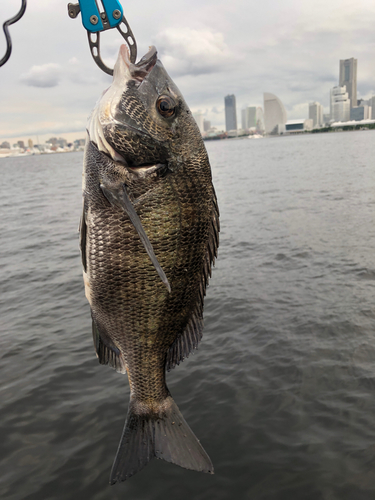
[339,58,357,108]
[242,106,265,131]
[225,95,237,131]
[330,86,350,122]
[193,112,204,133]
[242,106,257,129]
[263,93,287,134]
[309,102,324,127]
[370,96,375,119]
[203,119,211,131]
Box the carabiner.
[68,0,137,75]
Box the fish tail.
[109,395,214,484]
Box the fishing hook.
[0,0,27,67]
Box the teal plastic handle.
[79,0,123,33]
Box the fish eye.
[156,95,176,118]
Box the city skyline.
[4,52,373,146]
[1,0,375,140]
[219,56,374,136]
[3,52,374,146]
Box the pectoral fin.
[79,202,87,273]
[100,181,171,293]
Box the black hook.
[0,0,27,67]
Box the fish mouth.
[88,46,159,164]
[116,45,158,85]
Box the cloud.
[20,64,61,88]
[66,58,105,86]
[288,102,310,120]
[153,27,235,77]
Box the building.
[350,105,371,121]
[0,141,10,149]
[309,102,324,127]
[330,86,350,122]
[224,95,237,131]
[74,138,85,148]
[285,119,313,133]
[241,106,265,131]
[370,96,375,119]
[339,58,357,108]
[241,106,257,129]
[241,106,251,129]
[203,119,211,132]
[255,107,265,132]
[263,93,287,134]
[193,112,204,133]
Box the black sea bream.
[80,45,219,483]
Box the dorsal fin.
[166,188,220,371]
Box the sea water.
[1,130,375,500]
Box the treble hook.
[67,0,137,75]
[0,0,27,67]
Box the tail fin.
[110,395,214,484]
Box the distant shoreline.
[203,122,375,141]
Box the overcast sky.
[1,0,375,144]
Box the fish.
[80,44,219,483]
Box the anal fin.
[92,316,126,374]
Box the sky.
[1,0,375,144]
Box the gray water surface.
[1,130,375,500]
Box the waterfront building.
[309,102,324,127]
[285,119,313,133]
[350,105,371,121]
[193,112,204,133]
[225,95,237,131]
[255,107,265,132]
[330,86,350,122]
[241,106,254,129]
[242,106,265,132]
[0,141,10,149]
[74,138,85,148]
[263,93,287,135]
[339,58,357,108]
[370,96,375,119]
[203,119,211,132]
[241,106,251,129]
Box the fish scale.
[80,44,219,482]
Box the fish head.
[88,45,204,167]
